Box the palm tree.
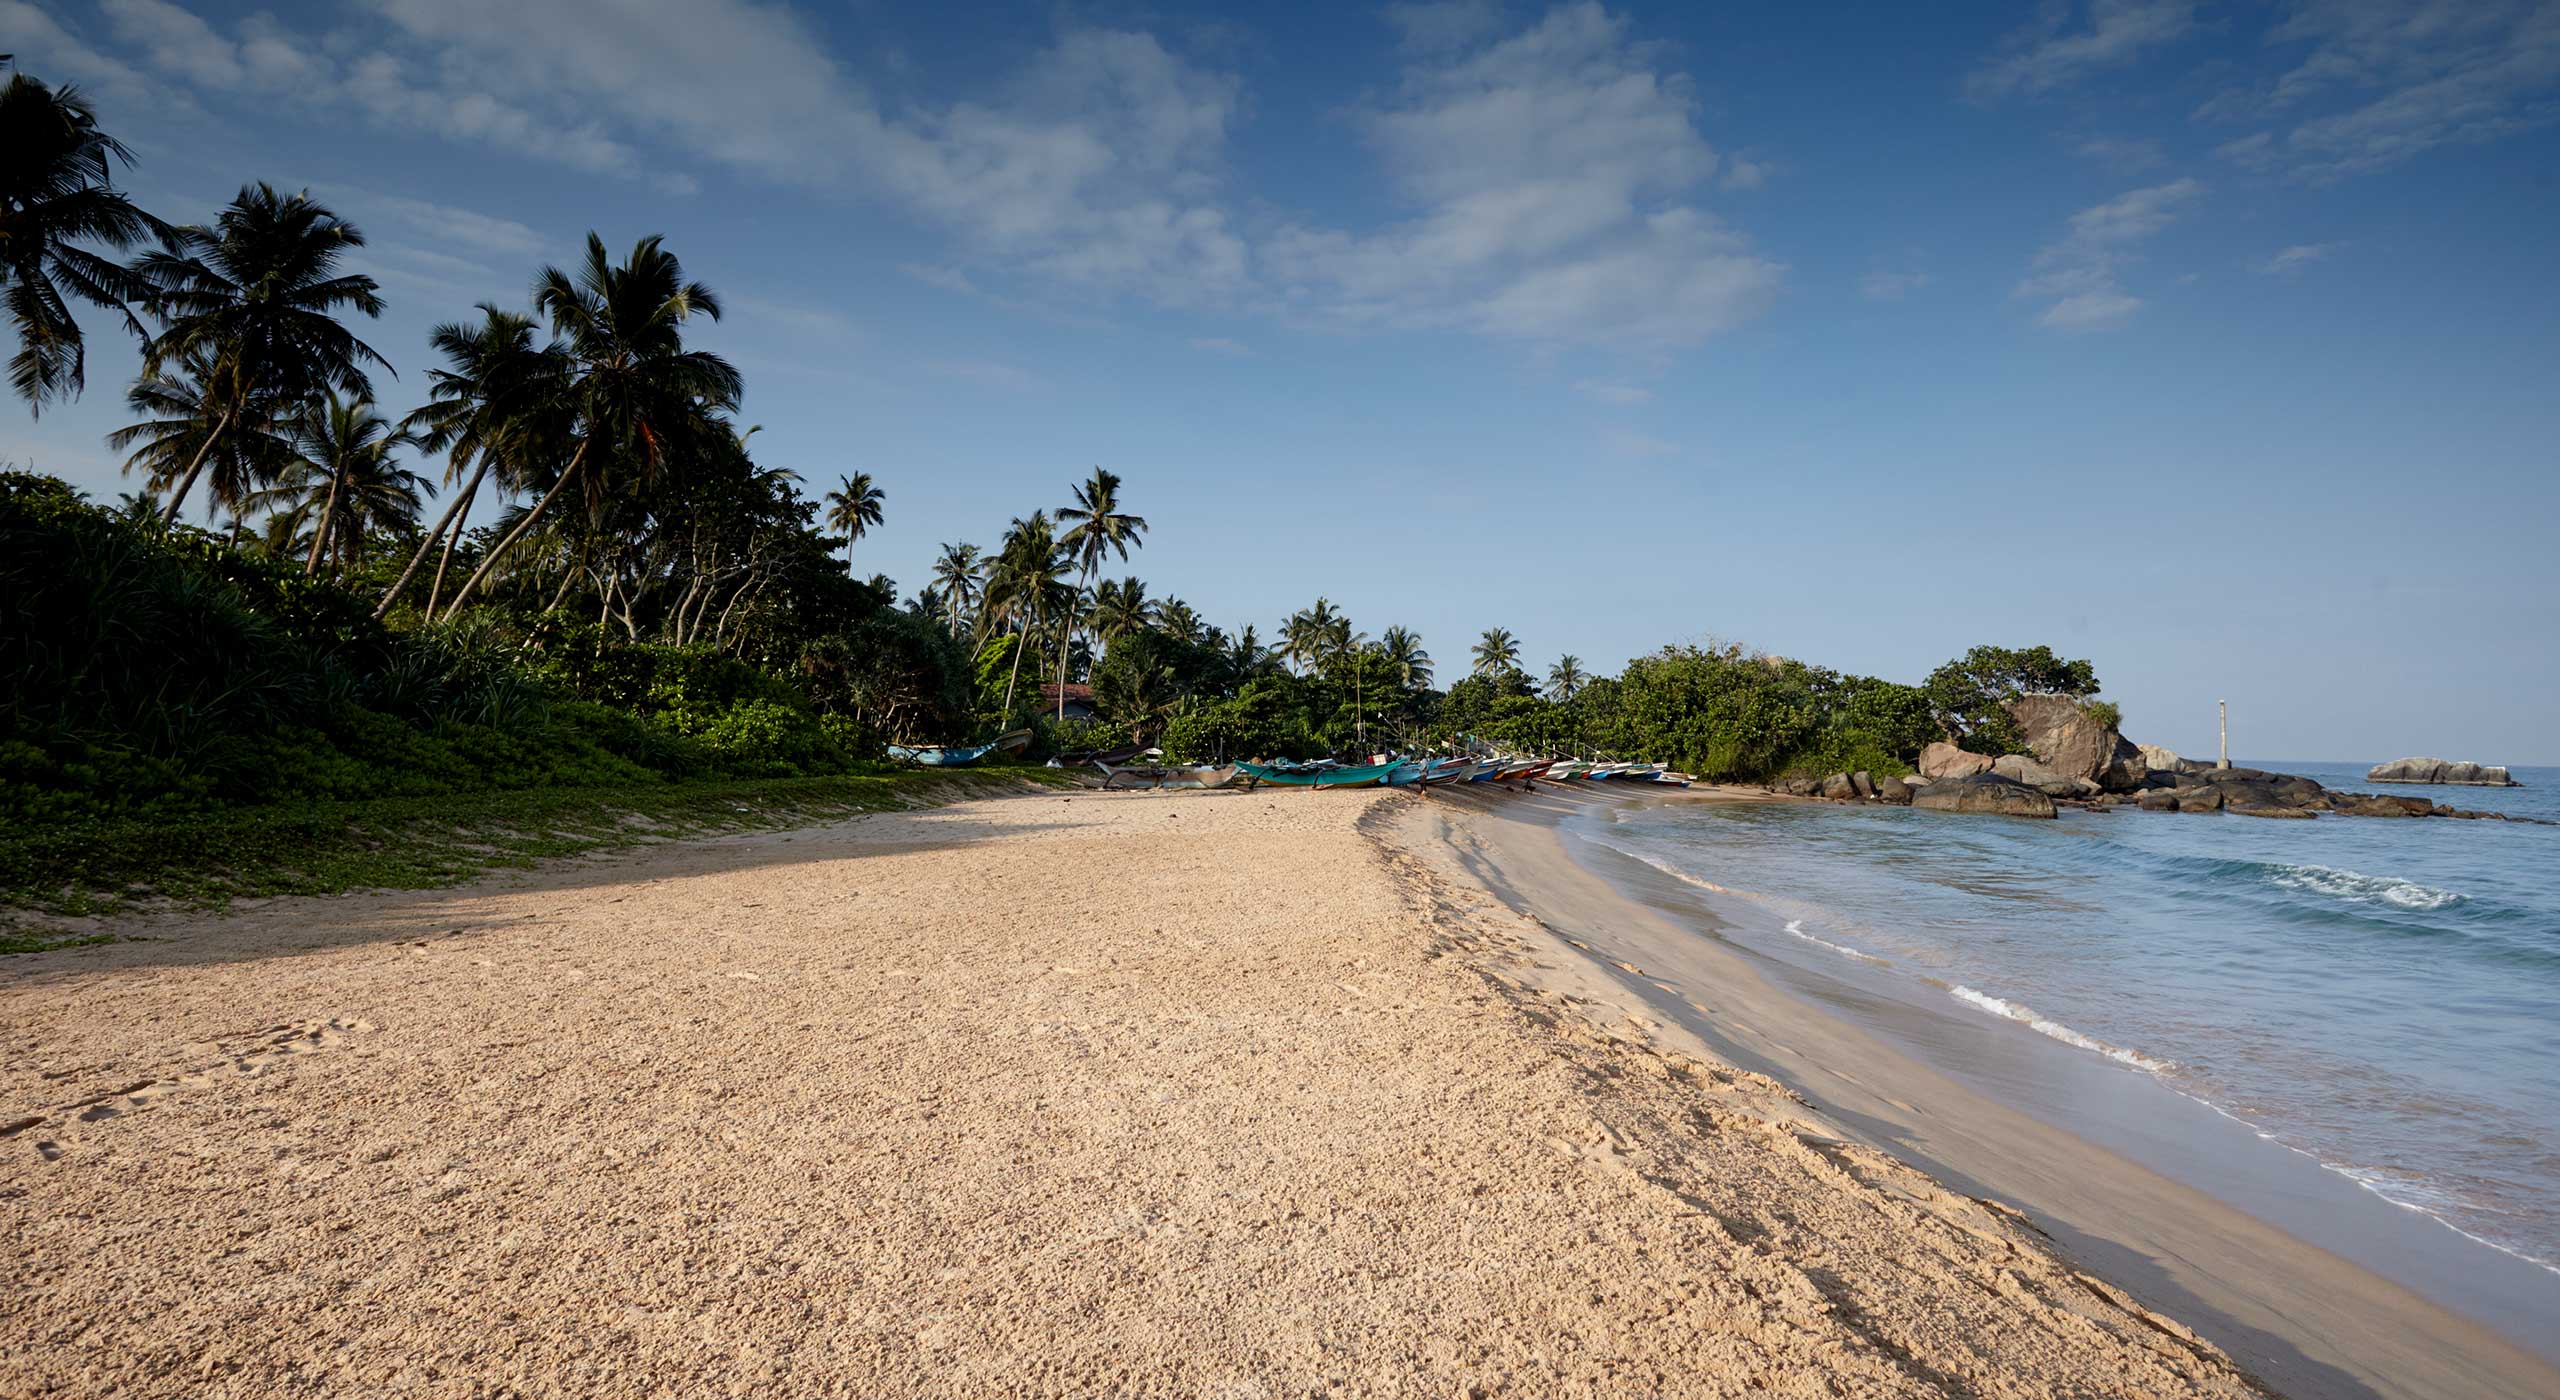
[107,347,289,523]
[1547,655,1586,701]
[1282,597,1346,673]
[1224,624,1272,679]
[1053,467,1146,719]
[251,393,421,576]
[1155,596,1203,644]
[131,183,387,524]
[823,471,884,571]
[1090,575,1155,645]
[1378,625,1432,690]
[1472,627,1521,676]
[1,65,166,414]
[438,233,740,619]
[378,305,555,617]
[931,542,982,631]
[982,510,1068,720]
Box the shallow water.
[1566,762,2560,1278]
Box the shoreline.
[8,786,2272,1396]
[1399,780,2560,1400]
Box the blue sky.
[4,0,2556,762]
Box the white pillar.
[2218,700,2230,770]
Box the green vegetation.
[1,62,2120,920]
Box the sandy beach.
[0,784,2325,1396]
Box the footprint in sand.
[6,1018,379,1147]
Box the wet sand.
[1407,780,2560,1400]
[5,786,2265,1397]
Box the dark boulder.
[1819,773,1857,801]
[1850,770,1877,799]
[1875,776,1914,805]
[1911,774,2058,819]
[2177,786,2224,812]
[2137,789,2179,811]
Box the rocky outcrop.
[1918,742,1993,780]
[2136,743,2182,772]
[1912,774,2057,818]
[1819,773,1857,801]
[1850,771,1877,799]
[1992,754,2095,797]
[2006,694,2148,793]
[2367,757,2522,787]
[1874,775,1914,805]
[2175,785,2223,812]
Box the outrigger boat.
[1235,759,1403,789]
[1098,761,1244,790]
[888,728,1033,767]
[1050,743,1144,768]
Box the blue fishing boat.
[888,728,1032,767]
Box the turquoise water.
[1567,763,2560,1277]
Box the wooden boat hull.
[1100,763,1242,790]
[889,740,997,767]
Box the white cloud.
[1860,269,1933,301]
[1720,157,1770,191]
[1187,337,1252,356]
[2075,135,2168,169]
[2257,241,2343,275]
[63,1,1780,351]
[0,1,155,101]
[1599,426,1675,458]
[2015,177,2202,331]
[1969,1,2196,99]
[1260,4,1781,347]
[901,264,979,295]
[320,186,550,259]
[2195,0,2560,179]
[1385,0,1508,53]
[1573,379,1652,405]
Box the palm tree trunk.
[1057,564,1090,722]
[1000,625,1028,722]
[439,440,587,621]
[304,469,345,575]
[377,461,486,618]
[158,407,236,526]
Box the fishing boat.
[1050,743,1144,768]
[1498,759,1550,781]
[1384,760,1428,787]
[1417,757,1478,788]
[1098,761,1242,790]
[1235,759,1404,789]
[887,727,1033,767]
[1544,761,1586,781]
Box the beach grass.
[0,762,1073,934]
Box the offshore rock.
[1911,774,2058,819]
[2367,757,2521,786]
[1993,753,2097,797]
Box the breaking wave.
[1947,985,2179,1076]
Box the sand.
[5,786,2269,1397]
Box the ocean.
[1563,762,2560,1288]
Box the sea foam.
[1947,985,2178,1076]
[2263,863,2463,910]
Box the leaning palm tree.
[1155,596,1203,644]
[131,183,388,524]
[1378,625,1432,690]
[1224,624,1272,679]
[251,393,419,576]
[378,305,555,616]
[438,233,740,619]
[1547,655,1586,702]
[931,541,982,632]
[1,66,167,414]
[107,347,290,523]
[1053,467,1146,719]
[823,471,884,571]
[1472,627,1521,676]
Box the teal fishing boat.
[1236,759,1404,788]
[888,728,1032,767]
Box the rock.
[1919,742,1994,780]
[1902,773,1932,788]
[1850,770,1877,799]
[2334,793,2426,813]
[2368,756,2523,787]
[2137,789,2179,811]
[2232,803,2318,819]
[1819,773,1857,801]
[2097,735,2149,793]
[2177,785,2223,812]
[1874,776,1914,805]
[1912,774,2058,818]
[2136,742,2182,772]
[1992,753,2097,797]
[2006,695,2113,781]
